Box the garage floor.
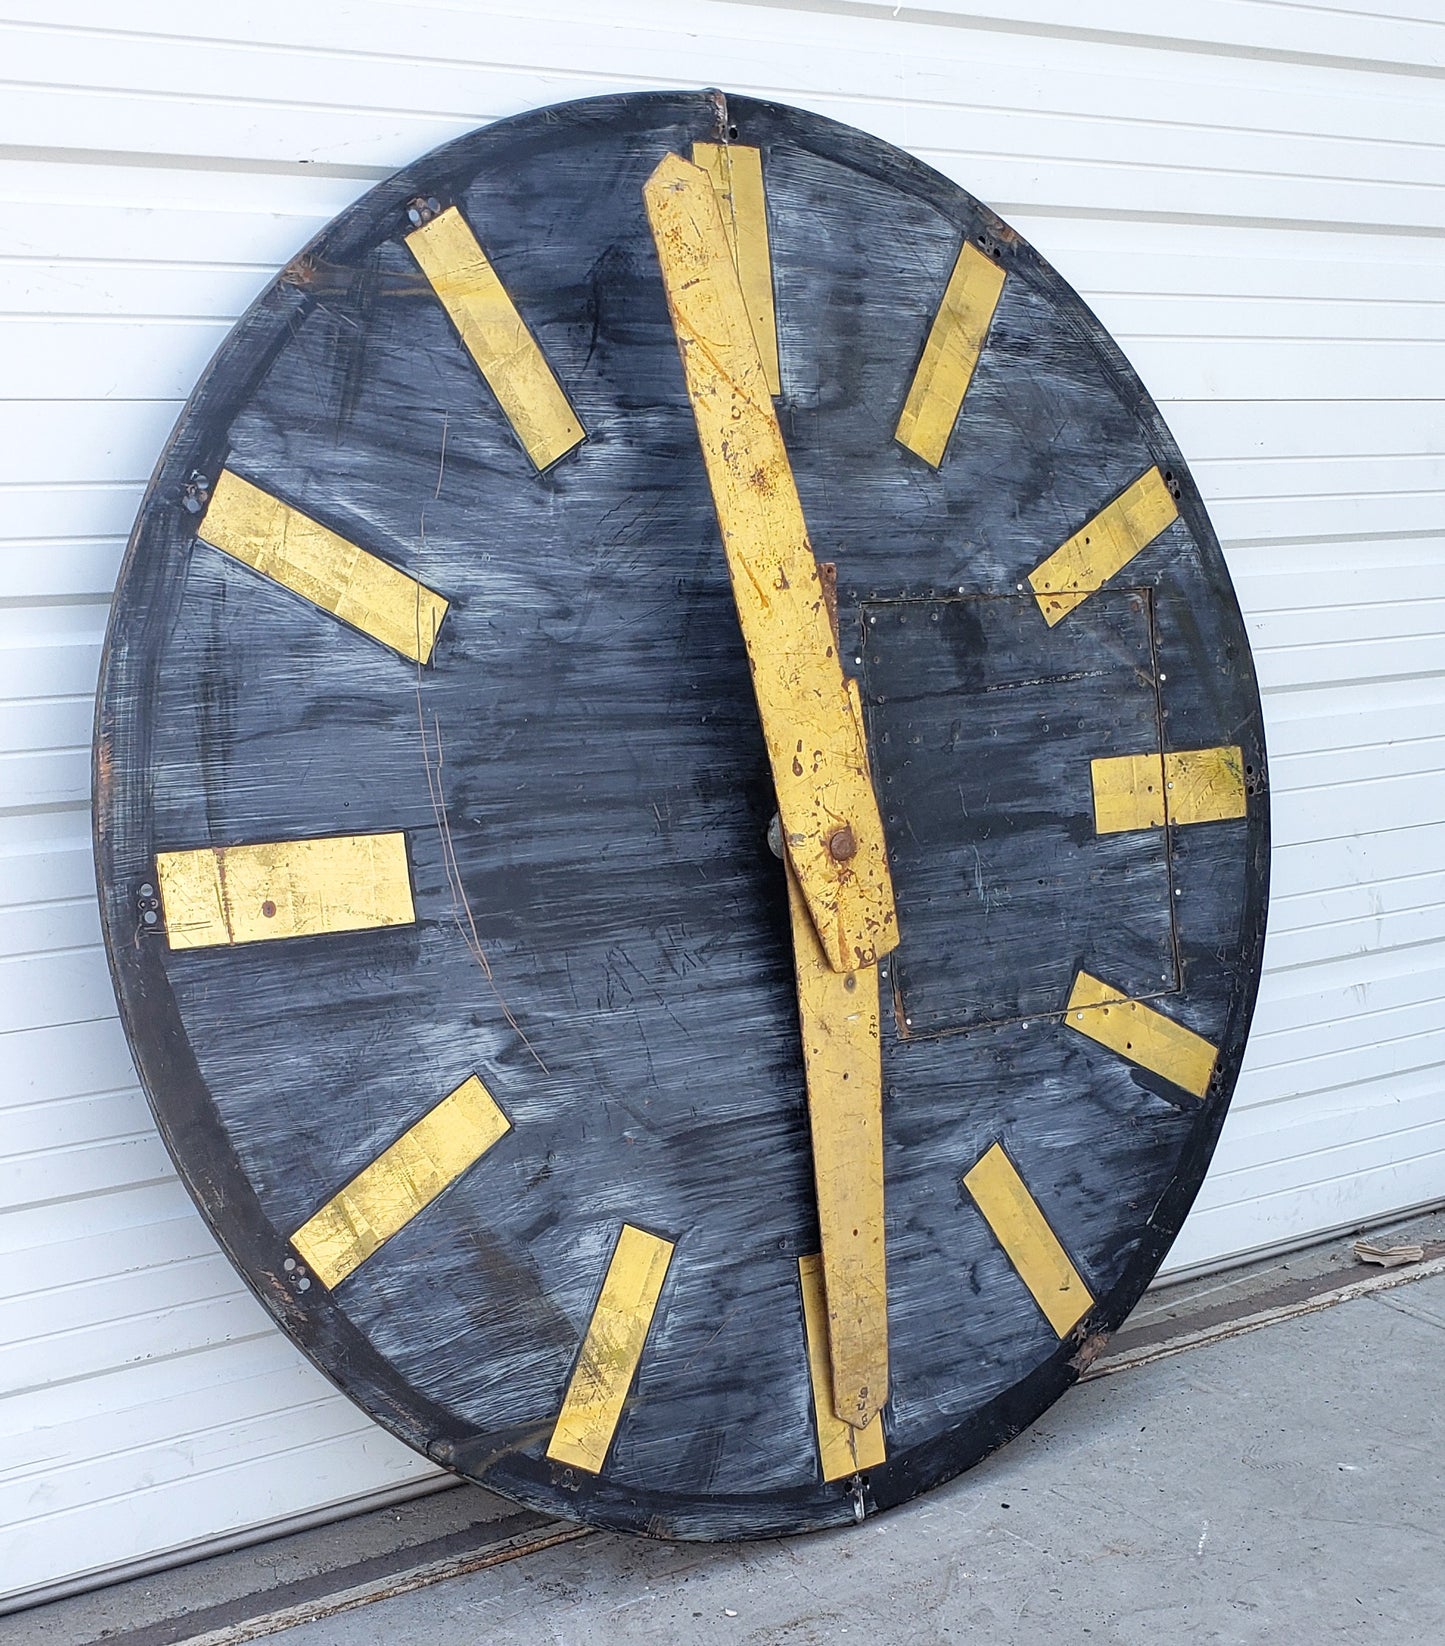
[15,1213,1445,1646]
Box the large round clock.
[94,90,1268,1538]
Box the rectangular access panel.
[861,591,1178,1036]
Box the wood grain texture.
[93,89,1268,1541]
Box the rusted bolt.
[261,900,277,918]
[828,825,858,862]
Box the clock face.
[95,90,1269,1539]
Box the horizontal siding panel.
[1271,771,1445,849]
[0,1177,196,1264]
[3,1369,434,1575]
[1239,1029,1445,1114]
[1263,895,1445,979]
[1168,1078,1445,1272]
[0,542,126,601]
[0,1017,135,1108]
[1017,223,1445,310]
[1,317,230,404]
[2,1342,344,1485]
[1234,547,1445,612]
[0,944,118,1035]
[8,0,1445,79]
[1096,296,1445,346]
[1263,674,1445,746]
[4,1412,436,1607]
[3,6,1442,157]
[0,1130,173,1217]
[0,749,92,811]
[1,1288,271,1399]
[838,0,1445,66]
[0,696,97,758]
[0,901,100,973]
[1272,727,1445,797]
[1255,631,1445,694]
[1118,338,1445,405]
[0,483,148,545]
[1272,822,1445,913]
[1168,1147,1445,1275]
[3,1086,150,1156]
[0,403,184,488]
[0,851,97,919]
[1254,942,1445,1030]
[1245,990,1445,1095]
[0,182,359,270]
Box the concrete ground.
[15,1216,1445,1646]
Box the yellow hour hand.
[643,152,898,974]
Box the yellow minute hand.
[643,152,899,975]
[646,152,893,1427]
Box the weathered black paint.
[864,590,1178,1038]
[94,90,1269,1539]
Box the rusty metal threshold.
[14,1209,1445,1646]
[1084,1247,1445,1381]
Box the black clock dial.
[94,90,1268,1539]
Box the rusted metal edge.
[1080,1252,1445,1383]
[94,1521,592,1646]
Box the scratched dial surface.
[95,91,1269,1539]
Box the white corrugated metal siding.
[3,0,1443,1608]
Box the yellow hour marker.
[1091,746,1247,834]
[198,469,448,664]
[799,1254,887,1481]
[895,241,1006,468]
[292,1075,511,1289]
[963,1144,1092,1338]
[155,832,414,950]
[406,205,584,470]
[691,142,780,396]
[1028,466,1179,626]
[1066,971,1218,1099]
[547,1224,675,1474]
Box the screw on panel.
[181,472,211,515]
[136,880,161,932]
